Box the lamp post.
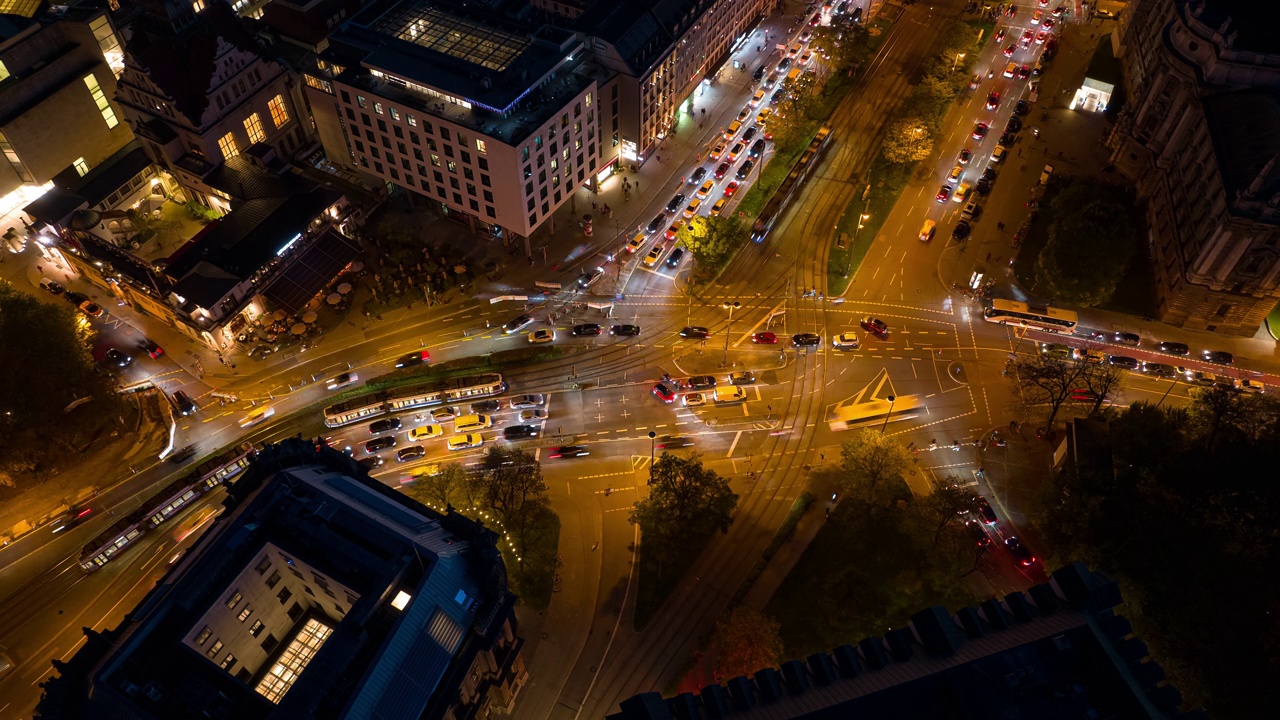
[1156,373,1181,407]
[880,395,897,434]
[952,52,967,71]
[648,430,657,464]
[843,183,871,278]
[722,301,741,365]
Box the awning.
[262,228,361,312]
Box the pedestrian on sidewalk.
[985,252,992,262]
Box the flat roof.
[368,1,531,72]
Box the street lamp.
[722,301,741,365]
[1156,372,1181,407]
[648,430,657,464]
[952,52,967,71]
[879,395,897,434]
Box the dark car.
[749,138,766,157]
[1107,355,1140,370]
[503,424,540,440]
[167,444,199,464]
[572,323,602,336]
[974,497,998,525]
[369,417,403,434]
[1113,331,1141,347]
[753,66,766,82]
[502,314,534,334]
[714,161,731,179]
[687,375,717,390]
[952,221,971,240]
[172,391,199,416]
[735,159,755,180]
[647,213,667,233]
[665,193,686,213]
[985,92,1000,110]
[680,326,710,339]
[50,506,93,534]
[1203,350,1234,365]
[1005,116,1023,133]
[365,436,396,453]
[690,166,708,184]
[105,348,133,367]
[610,324,641,336]
[656,435,695,449]
[1156,341,1189,355]
[652,382,677,403]
[358,456,384,470]
[548,445,590,458]
[665,247,686,268]
[743,127,758,143]
[1015,99,1030,115]
[965,519,992,547]
[394,349,430,367]
[470,399,502,414]
[792,333,822,347]
[860,316,889,338]
[1142,362,1179,378]
[64,290,88,306]
[397,445,427,462]
[975,178,992,196]
[981,167,998,183]
[39,278,66,294]
[1005,536,1038,567]
[999,131,1017,146]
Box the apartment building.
[114,0,312,211]
[0,2,132,217]
[38,438,527,720]
[1109,0,1280,335]
[305,0,607,244]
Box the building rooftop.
[38,438,517,720]
[1183,0,1280,56]
[611,565,1205,720]
[1203,88,1280,224]
[576,0,701,77]
[328,0,603,145]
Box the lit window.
[83,73,118,129]
[374,102,383,115]
[73,157,89,176]
[407,114,417,127]
[192,0,204,11]
[390,107,399,121]
[196,626,212,645]
[475,139,487,154]
[391,590,412,610]
[243,114,265,144]
[255,618,333,703]
[250,620,265,637]
[237,606,253,622]
[206,639,223,658]
[218,132,239,159]
[220,653,237,670]
[268,95,289,128]
[226,590,243,610]
[0,60,10,83]
[586,92,593,107]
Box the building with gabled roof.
[36,437,527,720]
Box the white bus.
[827,394,925,432]
[982,299,1078,333]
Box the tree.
[1076,360,1125,415]
[475,446,550,547]
[711,607,784,681]
[810,18,871,73]
[1034,180,1139,306]
[837,429,912,504]
[770,73,823,149]
[881,118,934,165]
[922,480,981,549]
[405,462,472,511]
[1008,351,1093,428]
[631,452,738,545]
[0,281,119,474]
[676,215,750,269]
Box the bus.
[982,299,1078,333]
[827,394,925,432]
[79,442,257,572]
[323,373,507,428]
[751,126,832,243]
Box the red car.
[1021,30,1034,46]
[1003,44,1017,57]
[723,181,740,197]
[714,162,731,179]
[985,91,1000,110]
[860,316,889,338]
[994,28,1006,44]
[665,223,681,241]
[936,185,953,203]
[142,340,165,359]
[972,122,988,141]
[751,331,778,344]
[652,382,677,403]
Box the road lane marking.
[727,431,741,457]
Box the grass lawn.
[1101,236,1158,318]
[827,155,913,294]
[1012,183,1060,293]
[634,532,711,629]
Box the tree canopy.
[631,451,738,547]
[881,118,935,165]
[1033,180,1139,306]
[0,280,118,475]
[711,607,784,681]
[676,215,750,271]
[1035,391,1280,717]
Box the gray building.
[1109,0,1280,335]
[37,438,526,720]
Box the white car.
[408,424,443,441]
[326,372,359,390]
[682,392,707,407]
[446,433,484,451]
[1237,379,1265,394]
[529,329,556,344]
[238,405,275,428]
[832,333,861,350]
[519,408,546,422]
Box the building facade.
[38,438,527,720]
[0,3,132,217]
[115,0,313,211]
[1109,0,1280,335]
